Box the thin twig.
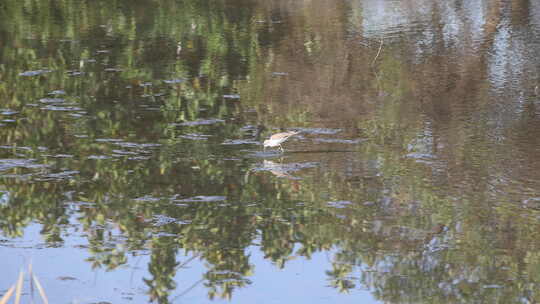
[28,263,34,303]
[171,278,205,302]
[371,38,384,66]
[175,253,201,271]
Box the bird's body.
[263,131,300,152]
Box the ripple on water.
[0,109,19,116]
[95,138,124,143]
[406,152,436,164]
[112,149,139,156]
[173,196,227,203]
[180,133,212,140]
[41,105,83,112]
[313,138,365,144]
[113,142,161,149]
[296,127,342,135]
[163,78,184,84]
[172,119,225,126]
[87,155,112,160]
[0,159,49,172]
[221,139,260,145]
[152,215,177,226]
[134,195,163,202]
[327,200,354,208]
[36,170,79,181]
[48,90,66,95]
[104,67,123,72]
[19,69,52,77]
[39,97,65,104]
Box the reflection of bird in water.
[263,131,300,152]
[263,160,296,179]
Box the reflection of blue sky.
[488,21,523,93]
[1,224,379,303]
[488,19,528,133]
[358,0,489,64]
[361,0,432,38]
[359,0,487,41]
[531,1,540,34]
[358,0,538,131]
[0,191,9,206]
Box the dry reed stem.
[15,271,24,304]
[32,274,49,304]
[0,265,49,304]
[0,285,15,304]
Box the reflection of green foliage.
[145,237,179,303]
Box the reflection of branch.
[130,255,143,286]
[175,253,201,271]
[171,278,205,301]
[371,38,384,66]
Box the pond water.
[1,0,540,303]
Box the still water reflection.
[1,0,540,303]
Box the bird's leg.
[279,145,284,153]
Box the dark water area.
[1,0,540,303]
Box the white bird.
[263,131,300,152]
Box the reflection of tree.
[145,238,179,304]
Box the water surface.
[1,0,540,303]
